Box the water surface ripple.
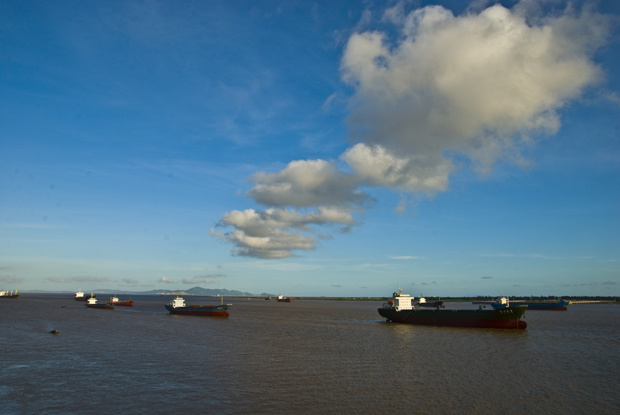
[1,295,618,414]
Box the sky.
[1,0,619,297]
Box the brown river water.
[1,294,618,414]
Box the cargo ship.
[378,290,527,329]
[416,295,444,308]
[0,290,19,299]
[74,290,94,301]
[84,295,113,309]
[277,295,292,302]
[110,296,134,307]
[165,294,230,317]
[491,296,569,311]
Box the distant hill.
[31,287,275,296]
[141,286,273,297]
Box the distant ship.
[165,294,230,317]
[74,290,94,301]
[110,296,134,307]
[378,290,527,329]
[277,295,292,302]
[84,294,113,310]
[0,290,19,299]
[491,296,569,311]
[416,294,444,308]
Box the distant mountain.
[29,287,276,297]
[141,286,273,297]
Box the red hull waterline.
[1,290,19,299]
[114,301,134,307]
[167,309,229,317]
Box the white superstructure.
[170,296,186,309]
[390,289,414,311]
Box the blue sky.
[1,0,619,297]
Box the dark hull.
[0,295,19,299]
[165,305,229,317]
[85,304,114,310]
[277,298,291,302]
[378,306,527,329]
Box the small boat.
[74,290,94,301]
[265,296,272,300]
[277,295,292,302]
[165,294,230,317]
[0,290,19,299]
[491,296,569,311]
[84,294,113,310]
[378,289,527,329]
[416,294,444,308]
[109,296,134,307]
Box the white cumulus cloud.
[341,2,608,175]
[214,1,611,259]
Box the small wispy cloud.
[73,276,111,283]
[159,275,174,283]
[0,222,62,230]
[0,275,26,284]
[479,253,597,260]
[182,274,226,285]
[46,277,68,283]
[390,256,422,260]
[481,276,493,279]
[581,280,618,287]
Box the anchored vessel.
[416,295,444,308]
[0,290,19,299]
[277,295,292,302]
[84,294,114,309]
[378,290,527,329]
[74,290,94,301]
[491,296,569,311]
[110,296,134,307]
[165,295,230,317]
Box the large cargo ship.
[0,290,19,299]
[378,290,527,329]
[491,296,569,311]
[165,295,230,317]
[84,295,113,309]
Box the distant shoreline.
[12,292,619,303]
